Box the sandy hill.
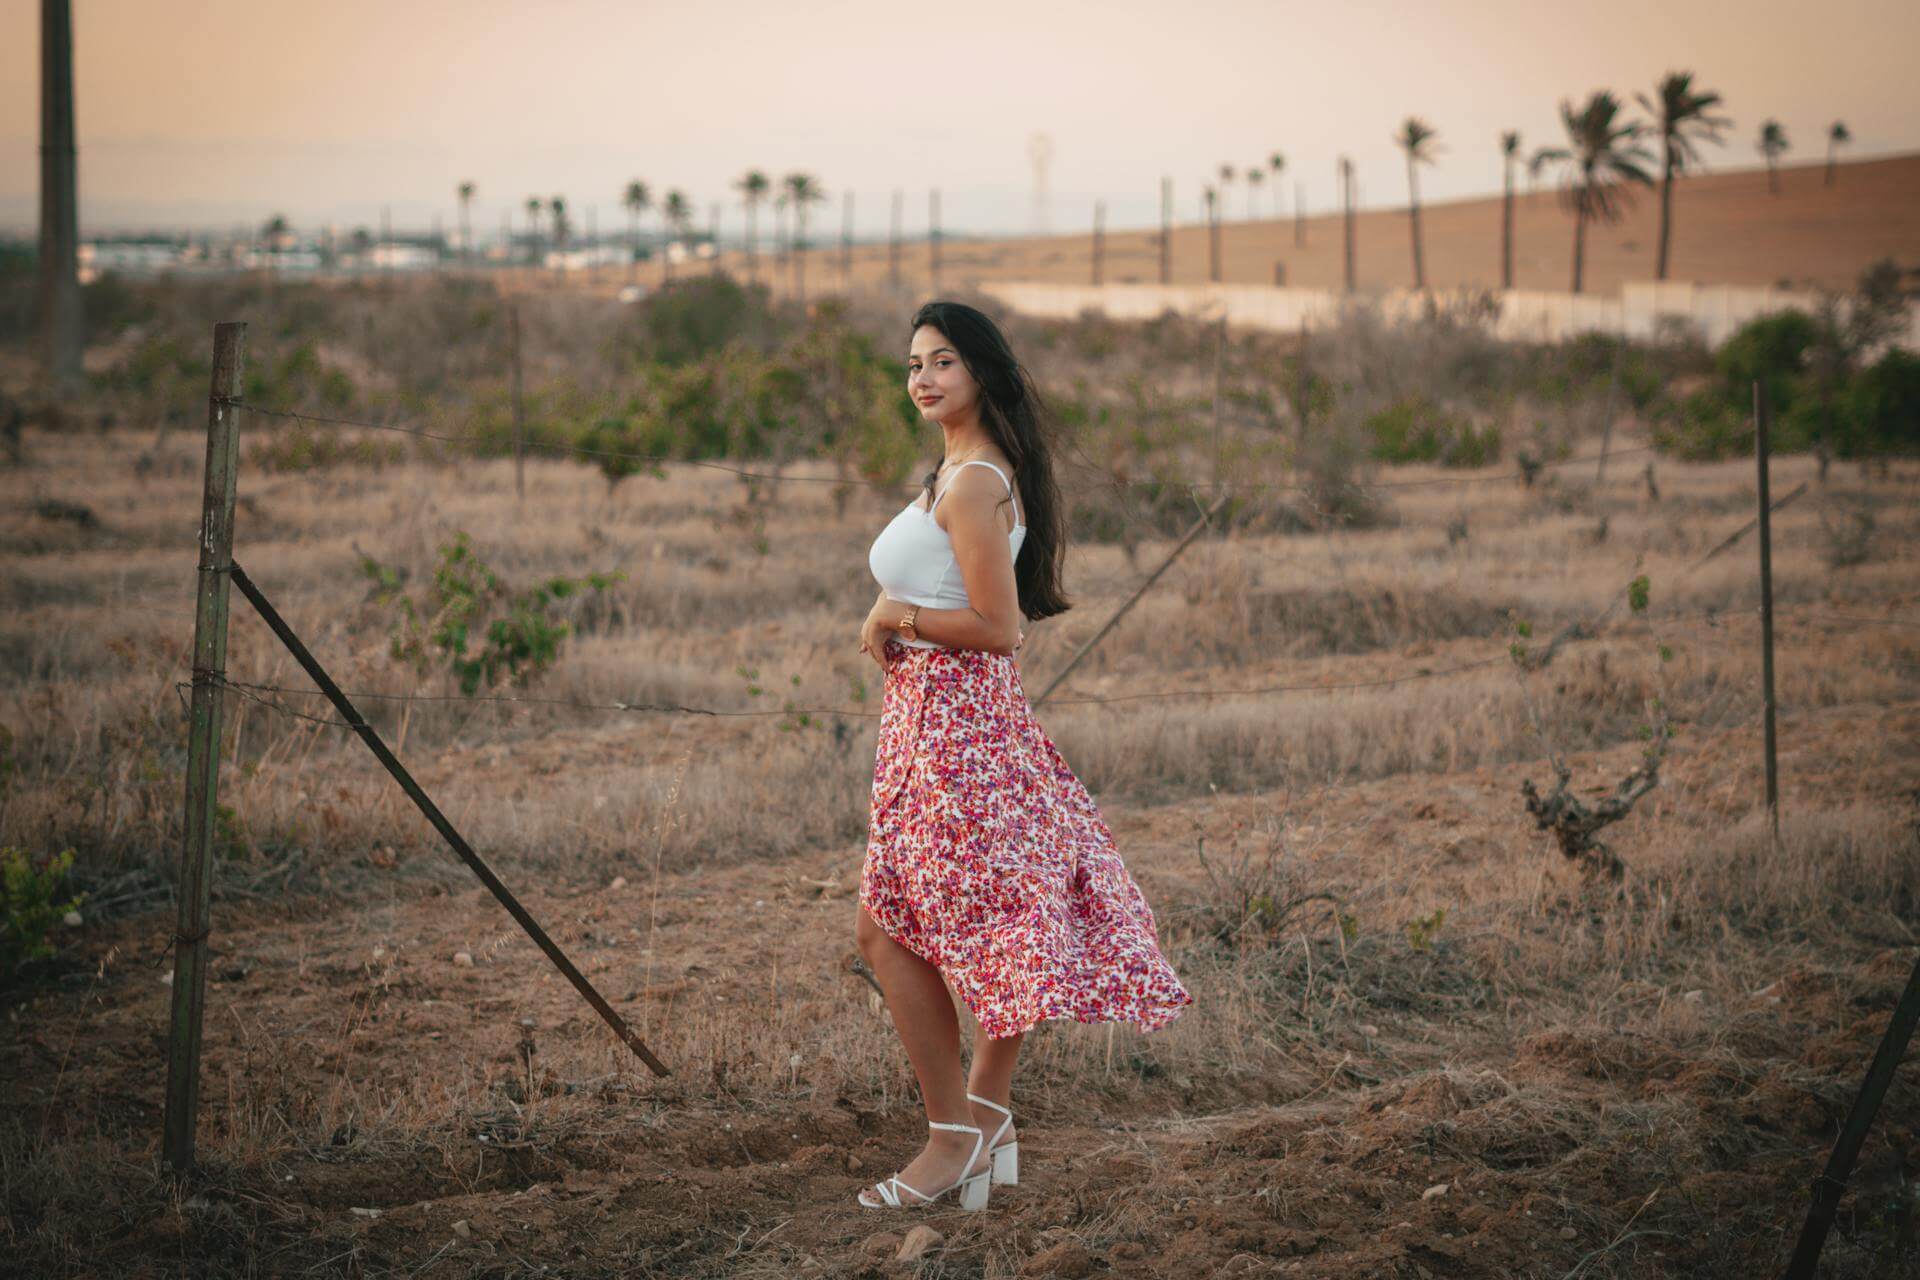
[705,152,1920,299]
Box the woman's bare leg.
[967,1024,1022,1147]
[855,905,990,1196]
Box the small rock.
[1022,1241,1094,1277]
[1560,1226,1577,1240]
[898,1225,943,1262]
[62,910,83,928]
[845,1153,863,1172]
[1423,1182,1449,1200]
[1682,989,1705,1004]
[609,876,627,890]
[452,952,473,967]
[1358,1023,1381,1037]
[451,1220,472,1239]
[860,1231,902,1258]
[160,970,173,987]
[372,945,386,960]
[350,1207,382,1219]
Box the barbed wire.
[193,602,1920,732]
[245,401,1655,496]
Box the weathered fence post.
[509,304,525,501]
[1754,380,1780,843]
[163,321,246,1173]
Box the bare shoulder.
[936,457,1020,533]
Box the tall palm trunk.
[795,209,807,305]
[1571,196,1588,294]
[745,202,758,285]
[1406,154,1425,290]
[1501,158,1514,289]
[1655,140,1675,280]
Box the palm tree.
[1218,164,1236,220]
[1634,71,1730,280]
[1395,117,1440,290]
[1758,119,1789,194]
[1529,91,1657,294]
[1203,184,1220,281]
[773,190,790,285]
[1245,166,1264,221]
[524,197,544,265]
[456,182,476,261]
[1268,152,1286,219]
[622,181,651,282]
[662,189,690,283]
[782,172,827,304]
[1499,131,1521,289]
[549,196,569,249]
[735,170,770,284]
[1825,121,1851,187]
[1339,156,1356,292]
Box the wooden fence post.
[1754,380,1780,843]
[163,321,246,1173]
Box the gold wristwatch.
[896,605,921,643]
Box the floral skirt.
[859,636,1194,1040]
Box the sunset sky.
[2,0,1916,240]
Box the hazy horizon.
[4,0,1917,240]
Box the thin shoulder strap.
[932,458,1021,527]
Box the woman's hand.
[859,597,902,672]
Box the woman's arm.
[871,467,1023,656]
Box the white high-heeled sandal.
[857,1120,991,1211]
[967,1092,1019,1186]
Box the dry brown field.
[2,289,1919,1278]
[564,152,1920,302]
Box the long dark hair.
[909,300,1072,623]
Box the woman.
[854,300,1193,1212]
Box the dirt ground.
[3,323,1920,1274]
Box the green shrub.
[1833,347,1920,458]
[1364,394,1502,466]
[2,847,85,981]
[360,532,624,695]
[1714,309,1817,421]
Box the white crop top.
[868,459,1026,649]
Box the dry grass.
[2,342,1918,1275]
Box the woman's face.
[907,324,981,428]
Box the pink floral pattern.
[860,635,1194,1040]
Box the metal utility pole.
[841,191,853,292]
[1340,159,1356,293]
[39,0,82,391]
[1159,177,1172,284]
[1091,200,1105,286]
[929,188,942,295]
[889,189,902,291]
